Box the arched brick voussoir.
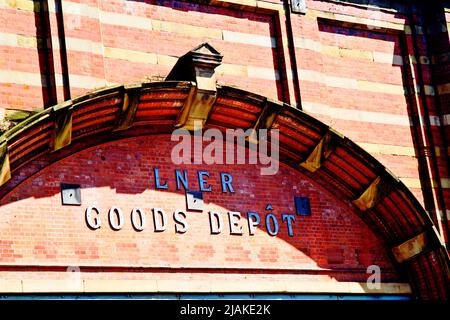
[0,81,449,299]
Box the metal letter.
[209,211,223,234]
[85,206,101,230]
[131,208,146,232]
[108,207,124,231]
[265,213,279,236]
[198,171,212,192]
[228,211,243,235]
[152,208,168,232]
[154,168,168,189]
[174,210,189,234]
[282,214,296,237]
[220,173,234,193]
[175,170,188,190]
[247,212,260,236]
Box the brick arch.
[0,81,449,299]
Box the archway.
[0,78,449,299]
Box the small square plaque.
[295,196,311,216]
[61,183,81,206]
[291,0,306,14]
[186,190,203,211]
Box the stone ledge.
[0,279,412,295]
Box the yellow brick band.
[288,36,432,67]
[306,8,405,31]
[298,69,406,95]
[0,70,115,90]
[399,178,450,189]
[358,143,416,157]
[152,20,223,40]
[216,63,248,77]
[400,178,422,189]
[357,79,405,95]
[359,143,450,158]
[0,0,34,11]
[104,47,157,65]
[301,101,444,127]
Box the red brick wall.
[2,0,448,218]
[291,1,426,206]
[422,4,450,240]
[0,135,402,283]
[0,0,449,265]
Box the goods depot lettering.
[84,168,302,237]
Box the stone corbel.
[300,128,341,172]
[167,43,223,131]
[392,226,443,263]
[0,138,11,186]
[352,172,395,212]
[51,101,73,151]
[114,85,142,131]
[247,100,284,144]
